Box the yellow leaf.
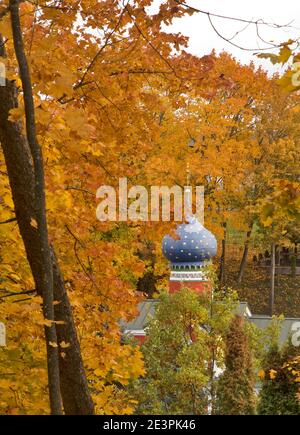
[3,193,14,208]
[256,53,279,65]
[269,369,277,380]
[60,341,70,348]
[262,216,273,227]
[94,368,105,377]
[0,17,13,38]
[278,45,292,64]
[8,107,24,123]
[43,319,54,327]
[258,369,265,380]
[30,218,38,229]
[49,341,58,348]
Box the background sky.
[148,0,300,73]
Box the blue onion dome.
[162,214,217,269]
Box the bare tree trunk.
[291,254,297,279]
[237,225,252,284]
[219,222,227,285]
[0,39,94,414]
[51,249,95,414]
[209,348,216,415]
[293,243,298,278]
[269,242,275,316]
[276,245,280,286]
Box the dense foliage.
[216,315,256,415]
[258,341,300,415]
[131,286,238,414]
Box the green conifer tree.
[215,315,256,415]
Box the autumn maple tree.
[0,0,206,414]
[0,0,299,415]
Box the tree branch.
[175,0,298,52]
[65,186,94,196]
[175,0,297,28]
[65,225,113,302]
[75,1,129,90]
[0,217,17,224]
[0,289,36,299]
[125,4,177,76]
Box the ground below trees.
[226,260,300,317]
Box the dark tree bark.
[218,222,227,285]
[237,224,253,284]
[276,245,280,286]
[0,34,94,414]
[269,242,275,316]
[51,249,95,414]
